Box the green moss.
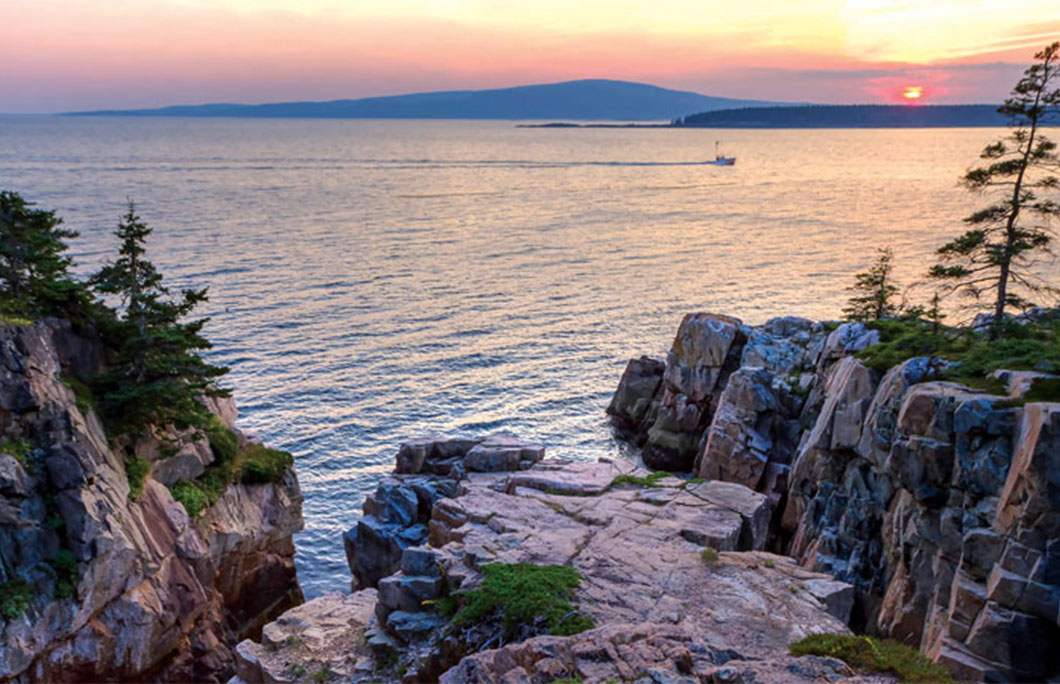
[1,439,31,460]
[308,664,330,683]
[0,313,34,326]
[239,442,294,484]
[290,664,307,678]
[50,548,78,599]
[1,439,33,471]
[553,678,583,684]
[610,471,671,488]
[764,559,775,568]
[169,479,211,518]
[125,455,150,501]
[448,563,594,641]
[790,633,954,683]
[61,375,96,415]
[699,547,719,564]
[0,578,32,619]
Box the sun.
[902,85,923,101]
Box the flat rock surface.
[430,459,859,681]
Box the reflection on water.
[1,118,1049,596]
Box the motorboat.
[708,141,735,166]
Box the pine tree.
[91,203,228,431]
[844,247,900,321]
[929,42,1060,339]
[0,190,90,320]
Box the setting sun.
[902,85,924,100]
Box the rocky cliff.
[0,320,303,682]
[229,310,1057,683]
[608,312,1060,682]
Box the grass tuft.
[168,425,293,518]
[700,547,720,564]
[790,633,954,683]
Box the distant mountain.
[64,80,787,121]
[672,104,1060,128]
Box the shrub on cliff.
[928,42,1060,340]
[858,315,1060,380]
[441,563,594,644]
[239,442,294,484]
[91,203,229,433]
[169,425,293,518]
[0,190,97,324]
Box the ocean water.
[0,118,1046,597]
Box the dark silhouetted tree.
[929,42,1060,339]
[844,247,900,321]
[91,203,228,431]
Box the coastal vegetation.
[843,247,900,322]
[928,41,1060,340]
[1,192,229,436]
[0,191,97,326]
[790,634,953,683]
[90,203,229,433]
[672,104,1020,128]
[840,43,1060,381]
[169,419,293,518]
[1,190,243,520]
[440,562,594,641]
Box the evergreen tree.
[844,247,900,321]
[929,42,1060,339]
[91,203,228,431]
[0,190,90,320]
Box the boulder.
[695,367,801,498]
[644,314,747,471]
[816,322,880,372]
[739,316,825,379]
[233,590,378,683]
[606,355,665,444]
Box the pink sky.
[1,1,1058,113]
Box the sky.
[1,0,1059,112]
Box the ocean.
[0,117,1043,596]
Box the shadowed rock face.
[606,355,664,445]
[343,434,544,589]
[611,312,1060,682]
[0,321,303,682]
[784,365,1060,682]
